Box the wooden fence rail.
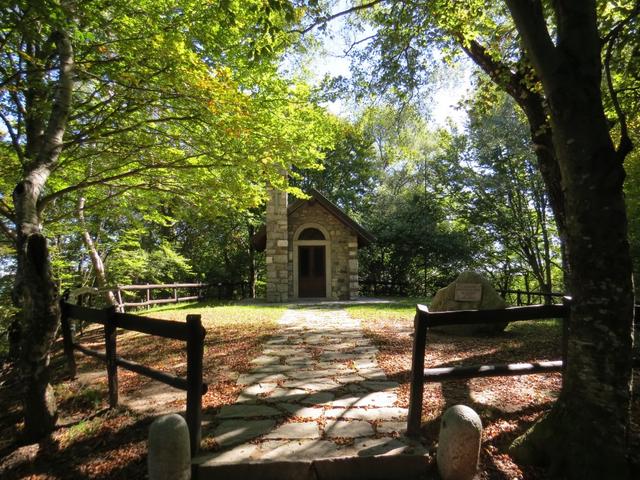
[73,281,248,311]
[115,283,208,309]
[406,299,640,437]
[59,300,207,455]
[406,300,570,437]
[498,289,566,306]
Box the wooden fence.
[59,300,207,455]
[73,281,249,311]
[406,299,640,437]
[406,300,570,437]
[498,289,566,306]
[114,283,208,309]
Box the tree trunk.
[248,224,257,298]
[506,2,634,477]
[547,95,632,479]
[13,177,60,440]
[10,29,74,441]
[77,196,117,306]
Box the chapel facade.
[253,188,373,302]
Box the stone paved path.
[196,306,426,466]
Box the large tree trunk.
[506,1,634,477]
[10,29,74,441]
[13,176,60,440]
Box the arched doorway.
[293,225,331,298]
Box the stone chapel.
[253,188,374,302]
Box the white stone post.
[148,414,191,480]
[437,405,482,480]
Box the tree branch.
[38,152,232,212]
[460,38,567,242]
[35,29,74,169]
[290,0,385,35]
[0,110,25,163]
[504,0,558,82]
[603,3,638,160]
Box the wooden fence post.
[59,299,77,378]
[104,306,118,408]
[186,314,205,456]
[407,305,429,437]
[562,296,572,374]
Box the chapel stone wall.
[265,189,289,302]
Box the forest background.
[1,1,638,350]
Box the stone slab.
[195,443,259,464]
[300,391,335,405]
[250,355,282,365]
[353,438,409,456]
[324,407,407,422]
[324,420,374,438]
[361,380,399,391]
[263,387,307,402]
[258,440,350,461]
[239,383,278,397]
[236,373,288,385]
[213,419,276,447]
[263,421,321,440]
[277,404,325,419]
[217,404,281,419]
[376,421,406,434]
[282,380,340,391]
[354,392,397,408]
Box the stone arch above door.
[293,223,332,298]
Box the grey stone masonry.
[266,189,289,302]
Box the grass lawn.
[344,297,431,323]
[0,301,286,480]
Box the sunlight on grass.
[61,417,104,447]
[143,301,287,329]
[506,318,562,338]
[345,297,431,323]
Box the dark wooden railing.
[406,300,570,437]
[406,299,640,437]
[73,281,249,311]
[115,283,208,309]
[59,300,207,455]
[499,289,566,306]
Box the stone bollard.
[437,405,482,480]
[148,414,191,480]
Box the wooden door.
[298,245,326,297]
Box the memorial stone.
[430,271,508,334]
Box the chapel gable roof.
[252,188,374,251]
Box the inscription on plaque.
[454,283,482,302]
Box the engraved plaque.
[454,283,482,302]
